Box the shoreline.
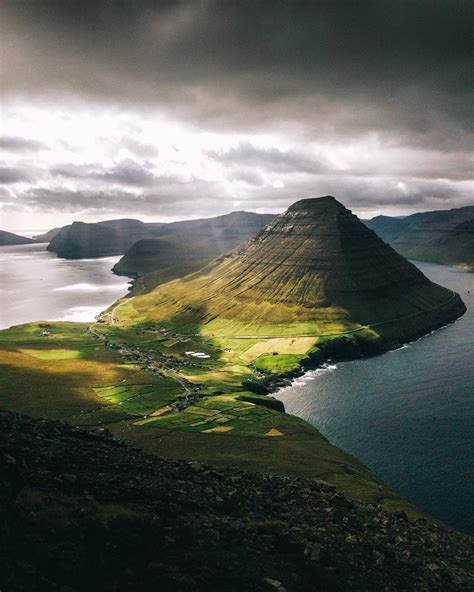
[259,305,466,399]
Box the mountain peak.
[119,196,465,344]
[288,195,338,209]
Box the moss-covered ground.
[0,310,422,515]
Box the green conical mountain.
[115,196,465,345]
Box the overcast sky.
[1,0,473,232]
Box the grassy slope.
[0,319,416,513]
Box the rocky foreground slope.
[1,411,473,592]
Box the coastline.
[257,299,467,399]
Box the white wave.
[390,343,410,352]
[282,363,339,389]
[304,363,338,378]
[73,256,121,263]
[0,254,42,261]
[54,282,128,292]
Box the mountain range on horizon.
[3,202,472,272]
[365,205,474,269]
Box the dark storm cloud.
[0,166,36,184]
[0,136,47,153]
[16,178,226,216]
[50,161,179,187]
[2,0,473,147]
[12,173,468,220]
[226,175,471,216]
[207,143,332,175]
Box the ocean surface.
[277,262,474,534]
[0,243,130,329]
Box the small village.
[88,322,221,414]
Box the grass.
[239,337,317,362]
[0,300,446,516]
[19,348,84,360]
[254,353,305,374]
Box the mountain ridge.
[365,206,474,268]
[113,210,275,277]
[46,211,275,260]
[117,196,464,346]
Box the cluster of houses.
[132,325,193,345]
[170,391,205,413]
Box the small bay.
[277,262,474,534]
[0,243,130,329]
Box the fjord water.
[0,243,130,329]
[277,262,474,534]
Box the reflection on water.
[0,243,131,328]
[277,262,474,533]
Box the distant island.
[41,211,274,261]
[33,227,62,243]
[365,206,474,270]
[0,230,35,246]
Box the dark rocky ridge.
[0,230,35,245]
[365,206,474,268]
[1,410,473,592]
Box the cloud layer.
[1,1,472,229]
